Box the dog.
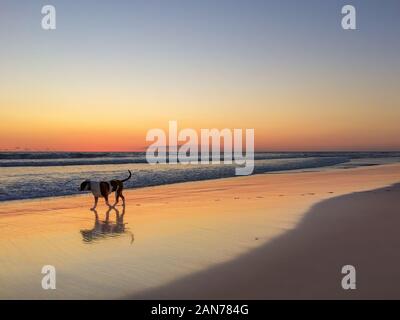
[80,170,132,210]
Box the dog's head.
[80,180,91,191]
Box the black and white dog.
[80,170,132,210]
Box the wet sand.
[134,183,400,299]
[0,164,400,299]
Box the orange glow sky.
[1,1,399,152]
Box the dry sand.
[0,164,400,299]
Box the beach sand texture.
[0,164,399,299]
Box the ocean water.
[0,152,399,202]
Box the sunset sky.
[1,0,399,151]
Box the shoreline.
[3,153,399,203]
[0,161,392,205]
[132,183,400,299]
[0,162,398,206]
[0,163,399,299]
[0,158,349,203]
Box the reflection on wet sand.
[80,206,134,244]
[1,164,400,299]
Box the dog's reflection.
[80,206,134,244]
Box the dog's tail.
[121,170,132,182]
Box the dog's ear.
[80,180,90,191]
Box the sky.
[0,0,399,151]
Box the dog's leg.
[104,194,112,208]
[91,197,98,210]
[92,209,99,220]
[113,191,119,207]
[114,190,126,207]
[120,193,126,207]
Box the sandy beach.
[134,180,400,299]
[0,164,400,299]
